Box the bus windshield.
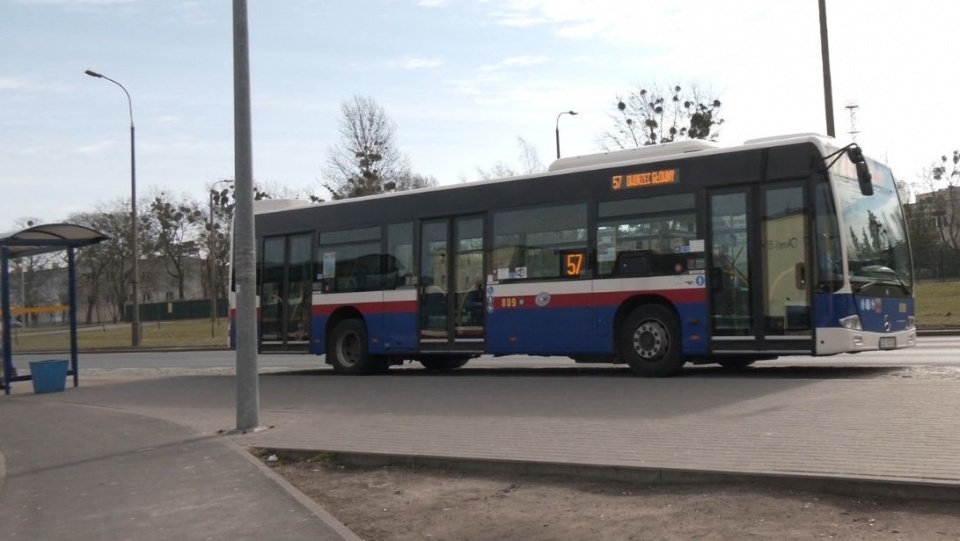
[831,157,913,294]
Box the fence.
[912,243,960,282]
[125,299,229,323]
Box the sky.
[2,0,958,232]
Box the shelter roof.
[0,223,109,258]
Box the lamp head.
[84,69,103,78]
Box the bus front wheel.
[621,305,684,377]
[328,319,376,375]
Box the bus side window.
[614,250,652,277]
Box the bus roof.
[547,140,720,172]
[253,199,312,215]
[283,133,837,211]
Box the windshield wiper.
[856,265,912,296]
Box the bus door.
[707,183,813,354]
[419,216,485,352]
[260,232,313,351]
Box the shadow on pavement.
[266,365,900,380]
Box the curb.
[917,329,960,337]
[267,449,960,503]
[228,440,362,541]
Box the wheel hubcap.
[338,332,360,366]
[633,321,668,361]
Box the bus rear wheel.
[620,305,684,377]
[419,356,470,371]
[328,319,377,375]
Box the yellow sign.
[611,169,679,191]
[0,305,69,316]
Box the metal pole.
[2,247,12,395]
[19,262,24,316]
[555,111,578,159]
[209,189,216,337]
[555,123,560,159]
[84,70,140,346]
[818,0,836,137]
[233,0,260,431]
[68,248,79,388]
[130,122,140,345]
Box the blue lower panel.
[487,306,598,355]
[814,293,914,333]
[312,312,418,355]
[376,313,418,354]
[487,303,708,357]
[677,303,708,355]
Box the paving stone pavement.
[4,366,960,541]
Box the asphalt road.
[8,335,960,375]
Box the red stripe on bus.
[494,289,705,309]
[307,289,704,316]
[312,300,418,317]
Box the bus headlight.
[840,315,862,330]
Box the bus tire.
[328,319,375,375]
[621,305,684,377]
[419,356,470,371]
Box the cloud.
[482,0,791,47]
[392,57,445,70]
[417,0,448,6]
[0,78,30,91]
[74,140,117,155]
[16,0,140,4]
[479,55,550,72]
[170,1,216,25]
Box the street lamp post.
[555,110,578,159]
[85,69,140,346]
[818,0,836,137]
[208,179,233,337]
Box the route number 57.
[565,253,584,277]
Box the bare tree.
[916,151,960,259]
[146,192,204,299]
[69,202,136,323]
[476,137,545,180]
[10,217,50,325]
[394,172,438,192]
[599,84,723,150]
[323,95,413,199]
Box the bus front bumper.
[815,327,917,355]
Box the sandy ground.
[271,458,960,541]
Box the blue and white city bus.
[230,133,915,376]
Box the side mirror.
[847,146,873,196]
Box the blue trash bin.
[29,360,69,394]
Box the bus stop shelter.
[0,224,108,395]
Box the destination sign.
[611,168,679,191]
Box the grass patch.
[308,452,339,463]
[914,281,960,328]
[7,319,228,352]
